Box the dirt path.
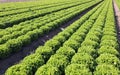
[113,0,120,43]
[0,1,102,75]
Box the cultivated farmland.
[0,0,120,75]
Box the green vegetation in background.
[116,0,120,9]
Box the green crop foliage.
[94,64,120,75]
[26,30,39,41]
[78,46,97,57]
[47,54,69,72]
[96,53,120,68]
[35,46,54,61]
[45,39,61,50]
[101,35,117,41]
[100,40,119,49]
[5,54,44,75]
[70,35,83,43]
[58,31,71,39]
[81,40,99,48]
[53,35,66,43]
[0,44,9,58]
[35,65,61,75]
[64,39,80,51]
[56,46,75,59]
[5,64,32,75]
[71,53,94,69]
[74,32,86,39]
[4,0,108,74]
[98,46,119,56]
[85,34,100,42]
[65,64,92,75]
[17,35,31,46]
[6,39,22,52]
[103,31,117,36]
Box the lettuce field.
[0,0,120,75]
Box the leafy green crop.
[96,53,120,68]
[65,64,92,75]
[35,65,61,75]
[94,64,120,75]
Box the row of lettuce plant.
[0,0,81,12]
[0,0,100,29]
[65,0,110,74]
[0,1,101,59]
[5,2,103,75]
[0,1,100,45]
[0,0,91,17]
[94,0,120,74]
[35,1,107,74]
